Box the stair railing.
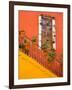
[19,35,63,77]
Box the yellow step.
[18,51,57,79]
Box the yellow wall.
[18,51,57,79]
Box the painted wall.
[19,11,63,55]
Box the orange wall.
[19,11,63,55]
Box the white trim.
[39,16,42,49]
[52,19,56,50]
[14,5,68,85]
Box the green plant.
[24,38,27,44]
[48,51,56,57]
[31,36,37,44]
[48,58,53,62]
[47,49,56,62]
[23,38,30,54]
[19,44,24,49]
[41,41,48,50]
[42,44,47,49]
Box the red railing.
[20,36,63,77]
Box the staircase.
[19,51,57,79]
[20,36,63,77]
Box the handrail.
[23,35,62,64]
[24,35,41,48]
[19,35,63,77]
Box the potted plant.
[41,42,49,57]
[31,36,37,50]
[19,44,24,52]
[23,38,30,55]
[47,49,56,62]
[31,36,37,44]
[41,41,48,51]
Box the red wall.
[19,11,63,55]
